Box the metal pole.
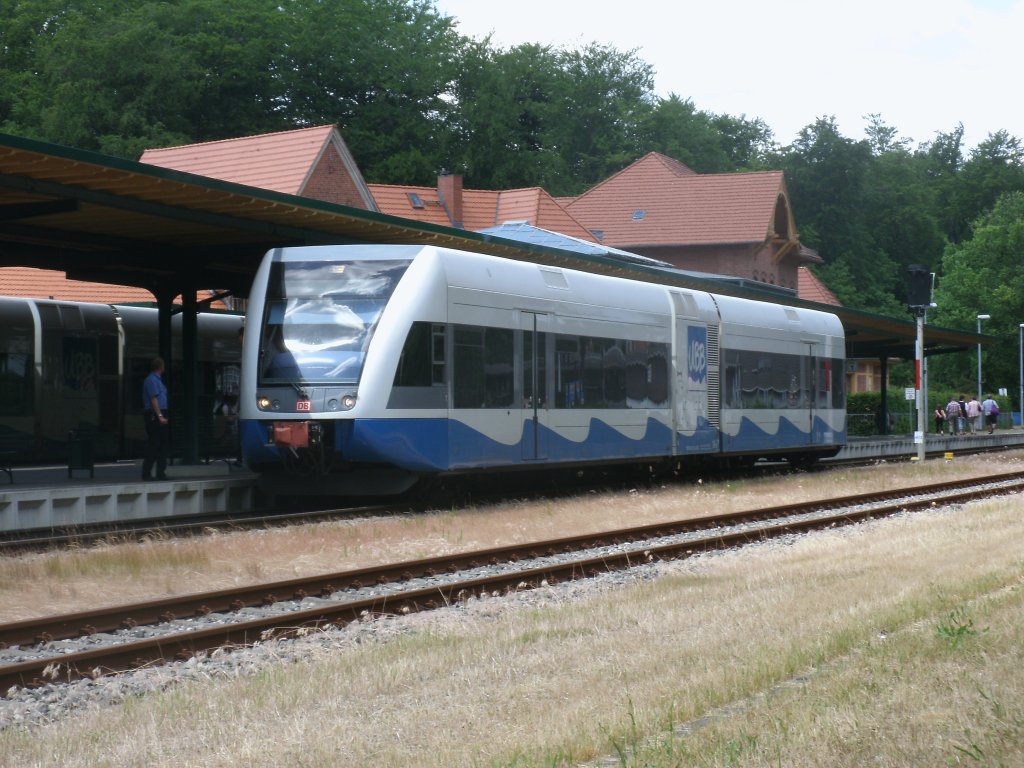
[916,310,926,461]
[977,313,990,401]
[923,307,929,436]
[1019,323,1023,428]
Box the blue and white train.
[240,244,846,494]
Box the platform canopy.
[0,131,983,359]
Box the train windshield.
[259,259,411,384]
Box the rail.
[3,471,1024,693]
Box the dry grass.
[2,453,1024,766]
[2,452,1023,622]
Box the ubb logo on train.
[687,326,707,384]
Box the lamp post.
[977,313,990,401]
[1019,323,1023,429]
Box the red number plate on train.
[295,400,312,412]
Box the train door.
[805,343,817,443]
[671,292,718,453]
[520,312,548,460]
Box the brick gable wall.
[302,149,372,209]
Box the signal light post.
[906,265,934,463]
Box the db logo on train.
[687,326,707,384]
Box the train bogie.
[241,244,846,493]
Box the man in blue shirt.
[142,357,169,480]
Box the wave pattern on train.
[240,245,846,495]
[0,298,241,463]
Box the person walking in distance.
[966,395,982,435]
[142,357,170,480]
[945,396,961,437]
[982,393,999,434]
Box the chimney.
[437,173,464,229]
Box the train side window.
[624,341,648,405]
[603,340,627,406]
[453,325,514,409]
[454,326,484,407]
[722,349,841,410]
[581,337,606,406]
[394,322,446,388]
[832,358,846,408]
[483,328,514,407]
[555,335,582,408]
[431,325,446,385]
[0,316,34,417]
[0,351,33,416]
[557,336,669,409]
[647,347,669,405]
[724,351,741,408]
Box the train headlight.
[257,395,271,410]
[341,394,357,410]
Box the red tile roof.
[0,267,229,307]
[140,125,377,209]
[797,266,841,306]
[566,152,788,247]
[369,183,454,228]
[368,183,598,241]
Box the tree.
[920,125,968,242]
[447,40,657,194]
[445,40,568,189]
[3,0,290,157]
[1,0,461,167]
[0,0,77,128]
[542,43,656,194]
[279,0,462,185]
[949,131,1024,242]
[864,113,911,156]
[709,112,776,170]
[931,192,1024,397]
[639,95,774,173]
[773,117,902,315]
[862,122,946,287]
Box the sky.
[435,0,1023,151]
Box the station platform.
[832,428,1024,462]
[3,429,1024,536]
[0,460,257,535]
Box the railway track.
[0,501,412,552]
[3,470,1024,695]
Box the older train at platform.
[0,298,242,462]
[240,244,846,494]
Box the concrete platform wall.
[1,477,254,533]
